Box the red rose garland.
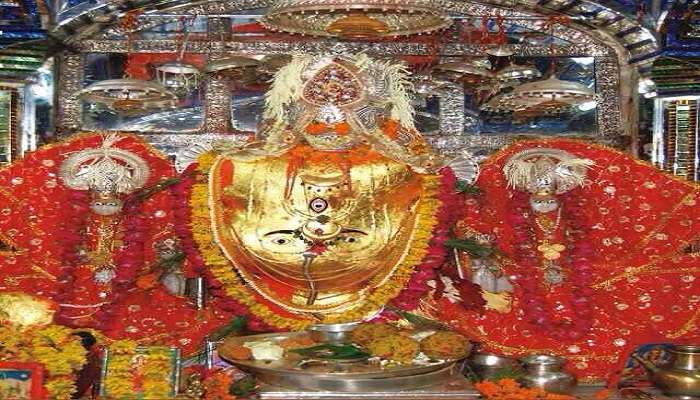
[55,190,153,327]
[391,167,460,311]
[94,198,152,327]
[508,190,594,340]
[170,166,272,332]
[54,190,92,324]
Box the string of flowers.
[391,167,459,311]
[94,195,154,328]
[170,165,272,332]
[475,378,576,400]
[55,178,186,330]
[103,340,137,399]
[0,324,88,400]
[53,187,151,329]
[54,189,92,325]
[507,190,594,340]
[103,340,175,399]
[202,371,237,400]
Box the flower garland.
[188,152,457,330]
[391,167,459,311]
[103,340,175,399]
[53,185,158,328]
[0,324,88,400]
[170,165,272,332]
[202,371,237,400]
[305,121,351,135]
[475,378,576,400]
[507,190,594,340]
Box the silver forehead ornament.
[503,148,594,195]
[59,133,150,195]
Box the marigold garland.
[189,150,451,330]
[304,121,351,135]
[103,340,175,399]
[203,371,237,400]
[474,378,577,400]
[0,324,87,400]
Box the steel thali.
[218,331,463,392]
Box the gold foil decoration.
[209,151,425,316]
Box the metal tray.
[218,332,462,392]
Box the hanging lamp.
[206,55,261,84]
[509,17,596,114]
[153,18,201,97]
[79,79,176,115]
[495,63,542,86]
[432,61,495,87]
[511,75,595,104]
[80,13,177,115]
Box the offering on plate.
[243,341,285,361]
[278,336,317,350]
[420,331,471,359]
[366,334,420,364]
[218,337,254,361]
[349,323,400,347]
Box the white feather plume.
[553,158,595,188]
[263,53,312,127]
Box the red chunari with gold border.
[445,138,699,382]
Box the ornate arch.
[54,0,644,153]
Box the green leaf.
[290,344,369,360]
[159,251,186,270]
[130,177,182,203]
[455,180,481,194]
[229,375,258,397]
[445,238,495,258]
[488,365,525,381]
[209,316,248,341]
[386,306,450,331]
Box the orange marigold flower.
[304,123,329,135]
[474,379,576,400]
[382,119,400,139]
[335,122,351,135]
[135,273,159,290]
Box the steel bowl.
[467,353,520,380]
[308,322,360,344]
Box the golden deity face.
[209,149,424,315]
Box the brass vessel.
[632,345,700,399]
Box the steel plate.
[218,332,462,392]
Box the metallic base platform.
[257,376,478,399]
[257,381,675,400]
